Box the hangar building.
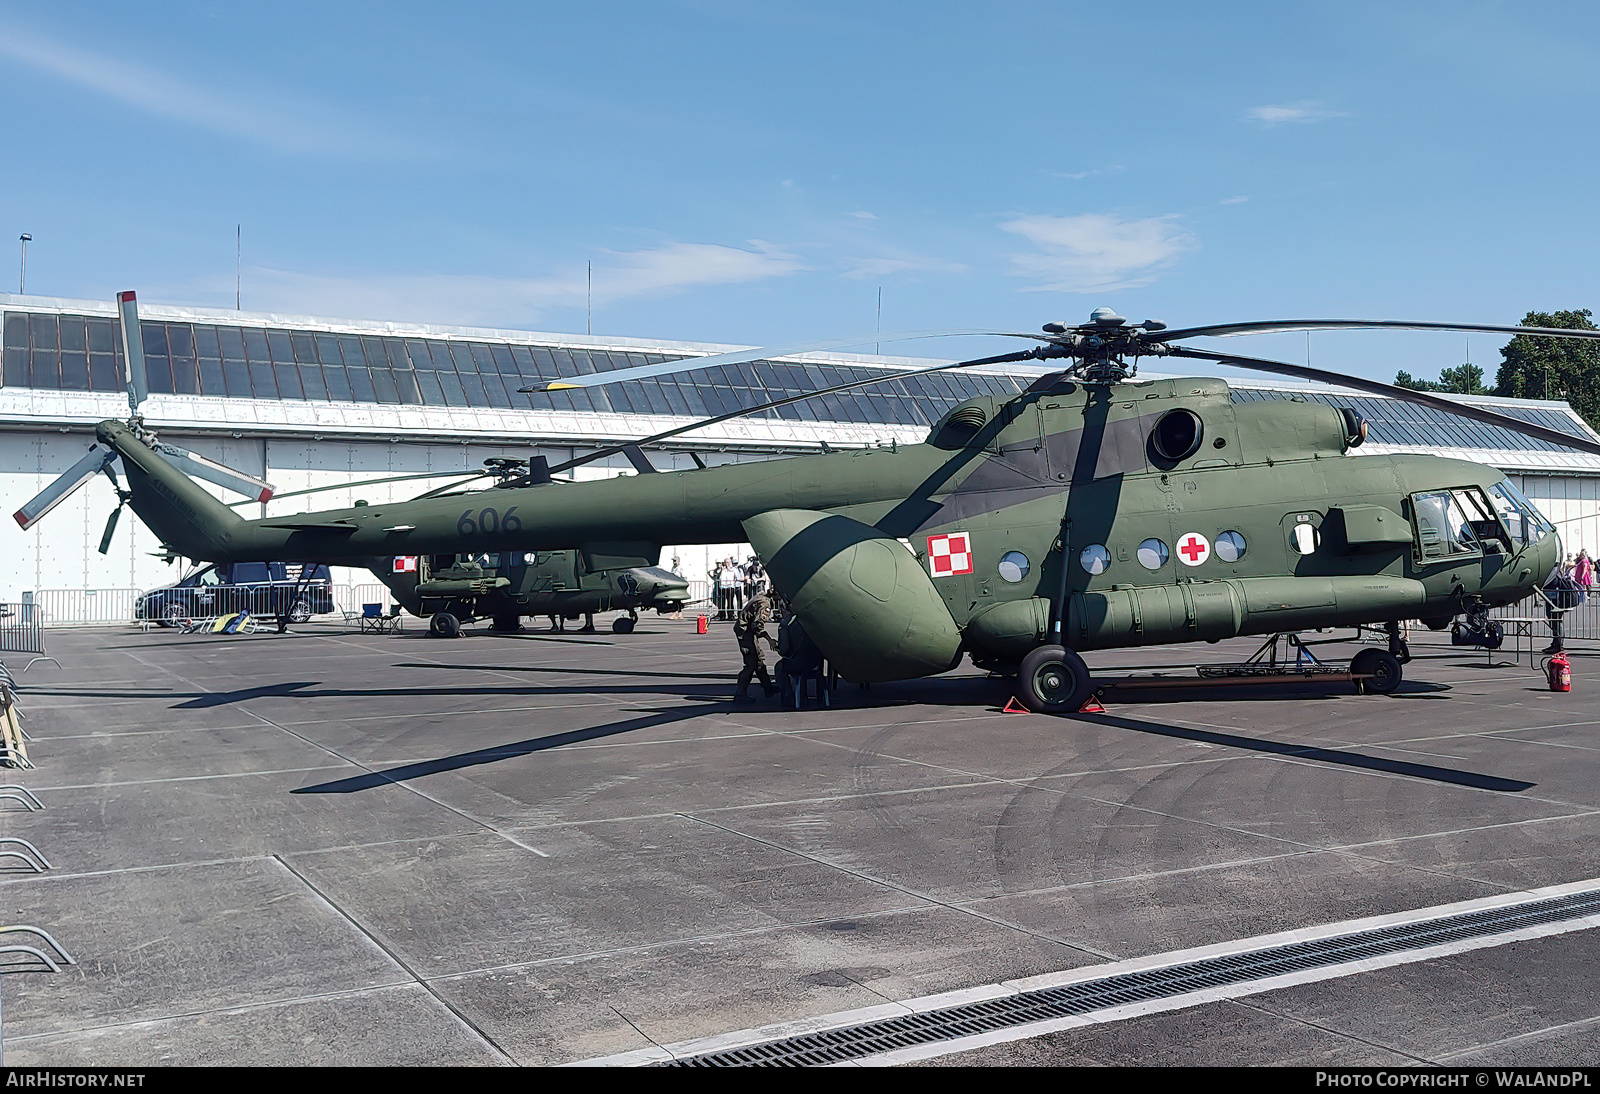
[4,292,1599,618]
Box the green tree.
[1394,369,1440,392]
[1495,309,1600,430]
[1394,363,1488,394]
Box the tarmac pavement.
[2,617,1598,1065]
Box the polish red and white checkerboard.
[927,532,974,577]
[393,556,419,573]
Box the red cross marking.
[1179,537,1206,562]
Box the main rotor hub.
[1032,308,1172,382]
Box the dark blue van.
[136,562,335,627]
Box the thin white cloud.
[1246,101,1346,127]
[197,241,805,327]
[1049,165,1123,181]
[839,254,967,281]
[1220,195,1249,205]
[849,211,878,220]
[1000,213,1197,293]
[0,24,412,156]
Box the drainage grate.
[663,887,1600,1066]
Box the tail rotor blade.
[152,443,275,502]
[97,506,122,556]
[13,445,116,530]
[117,291,148,417]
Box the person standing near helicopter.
[732,590,779,701]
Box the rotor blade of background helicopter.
[1163,346,1600,457]
[518,329,1043,393]
[547,348,1042,474]
[226,466,507,507]
[1154,318,1600,344]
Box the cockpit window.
[1489,480,1553,546]
[1412,488,1497,559]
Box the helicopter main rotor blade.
[548,348,1041,475]
[518,329,1042,393]
[1154,318,1600,344]
[12,445,118,530]
[1163,346,1600,458]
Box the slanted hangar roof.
[3,293,1597,472]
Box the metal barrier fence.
[20,589,142,628]
[1490,593,1600,643]
[0,602,45,654]
[22,585,367,627]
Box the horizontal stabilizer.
[153,443,276,502]
[13,445,117,530]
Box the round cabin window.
[997,551,1030,583]
[1150,409,1204,463]
[1137,539,1169,570]
[1215,531,1247,563]
[1079,544,1111,575]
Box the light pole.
[17,234,30,294]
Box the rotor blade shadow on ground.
[292,704,712,794]
[1079,711,1534,792]
[171,679,729,708]
[393,662,734,681]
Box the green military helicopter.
[366,550,690,636]
[19,305,1600,712]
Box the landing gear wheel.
[288,599,311,624]
[492,613,521,633]
[611,616,635,634]
[1482,620,1504,650]
[1351,648,1403,694]
[430,612,461,639]
[1017,644,1093,714]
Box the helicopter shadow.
[1073,710,1533,792]
[292,702,716,794]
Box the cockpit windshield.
[1489,480,1555,546]
[1413,488,1498,558]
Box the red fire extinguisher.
[1547,651,1572,693]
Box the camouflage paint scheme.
[94,373,1561,683]
[368,552,688,626]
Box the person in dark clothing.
[733,592,778,700]
[776,611,827,707]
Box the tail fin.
[95,421,247,561]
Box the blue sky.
[3,1,1599,384]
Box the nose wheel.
[1350,647,1403,694]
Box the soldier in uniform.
[733,591,779,700]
